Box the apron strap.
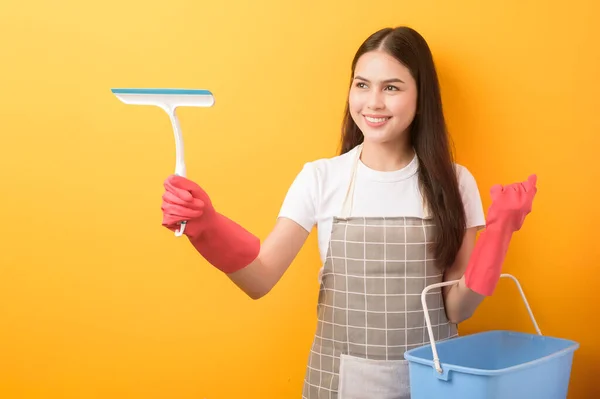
[339,143,363,219]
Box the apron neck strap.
[340,143,363,219]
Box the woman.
[160,26,537,398]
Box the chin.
[360,128,397,144]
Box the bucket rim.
[404,330,580,376]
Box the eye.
[355,82,367,89]
[385,85,399,91]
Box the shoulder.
[296,145,359,187]
[306,145,358,175]
[278,145,359,232]
[453,163,477,188]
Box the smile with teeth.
[365,116,390,123]
[363,115,392,126]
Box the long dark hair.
[340,26,466,269]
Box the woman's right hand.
[160,174,262,275]
[161,174,216,240]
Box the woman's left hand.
[486,174,537,233]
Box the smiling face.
[348,50,418,145]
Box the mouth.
[363,115,391,127]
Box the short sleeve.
[457,165,486,230]
[277,162,319,233]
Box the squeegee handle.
[167,106,187,237]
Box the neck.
[360,140,415,171]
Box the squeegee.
[111,88,215,237]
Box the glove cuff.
[189,212,260,274]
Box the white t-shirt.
[278,144,486,266]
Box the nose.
[367,90,385,110]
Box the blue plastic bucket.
[404,274,579,399]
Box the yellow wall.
[1,1,597,398]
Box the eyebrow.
[354,75,405,84]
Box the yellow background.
[1,0,598,398]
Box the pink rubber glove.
[161,175,260,274]
[464,174,537,296]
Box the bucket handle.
[421,273,542,375]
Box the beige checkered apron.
[302,145,458,399]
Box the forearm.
[224,217,309,299]
[443,225,512,323]
[443,276,485,323]
[463,224,514,296]
[445,226,512,323]
[227,253,285,300]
